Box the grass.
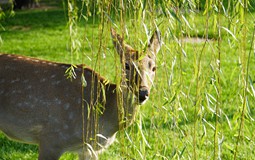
[0,1,255,160]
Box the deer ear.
[111,28,124,55]
[111,28,136,60]
[148,30,161,57]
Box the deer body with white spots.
[0,29,161,160]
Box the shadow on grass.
[1,9,67,30]
[1,5,99,33]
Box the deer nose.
[139,89,149,103]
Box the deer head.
[111,28,161,104]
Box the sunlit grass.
[0,1,255,159]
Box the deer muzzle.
[138,89,149,104]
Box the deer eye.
[125,63,130,70]
[152,66,156,72]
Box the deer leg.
[38,143,62,160]
[78,152,98,160]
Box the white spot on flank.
[12,90,22,94]
[55,98,62,105]
[10,78,20,83]
[40,78,46,82]
[50,75,56,79]
[68,112,74,119]
[52,81,61,85]
[64,103,70,110]
[63,124,69,129]
[27,85,32,89]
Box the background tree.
[13,0,39,10]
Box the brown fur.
[0,29,161,159]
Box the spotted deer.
[0,28,161,159]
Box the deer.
[0,28,161,160]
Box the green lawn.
[0,2,255,160]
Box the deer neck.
[117,82,139,129]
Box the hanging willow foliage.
[0,0,254,159]
[62,0,255,159]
